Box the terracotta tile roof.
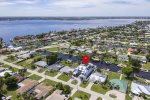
[17,79,39,94]
[34,83,53,99]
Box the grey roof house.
[60,66,74,74]
[48,64,64,71]
[35,61,48,68]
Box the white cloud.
[0,0,150,16]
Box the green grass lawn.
[4,57,17,63]
[91,84,110,94]
[102,70,120,81]
[38,68,46,73]
[97,97,102,100]
[109,94,117,98]
[45,70,58,77]
[16,59,33,69]
[2,64,19,72]
[45,47,59,52]
[71,80,78,85]
[72,90,91,100]
[43,79,58,86]
[16,55,45,69]
[80,81,89,88]
[3,85,23,100]
[143,62,150,70]
[29,74,42,81]
[60,60,79,68]
[57,73,72,82]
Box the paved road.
[0,56,115,100]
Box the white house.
[131,82,150,96]
[89,72,107,83]
[8,45,22,51]
[0,70,13,77]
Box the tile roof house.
[46,90,67,100]
[17,79,39,94]
[33,83,53,100]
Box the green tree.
[4,72,11,78]
[56,82,63,90]
[122,66,133,78]
[63,85,71,94]
[19,69,27,77]
[129,57,141,71]
[46,53,58,65]
[5,76,17,89]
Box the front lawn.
[2,64,19,72]
[91,84,109,94]
[38,68,46,73]
[43,79,58,86]
[143,62,150,70]
[45,70,58,77]
[29,74,42,81]
[97,97,102,100]
[80,81,89,88]
[5,57,17,63]
[71,80,78,85]
[45,47,59,52]
[57,73,72,82]
[72,90,91,100]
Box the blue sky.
[0,0,150,16]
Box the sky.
[0,0,150,16]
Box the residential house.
[60,66,74,74]
[0,70,13,77]
[73,63,95,80]
[17,79,39,94]
[131,82,150,96]
[47,64,63,71]
[46,90,67,100]
[33,83,53,100]
[35,61,48,68]
[89,72,107,83]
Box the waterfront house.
[89,72,107,83]
[35,61,48,68]
[60,66,74,74]
[17,79,39,94]
[17,53,31,59]
[47,63,64,71]
[73,63,95,80]
[7,45,22,51]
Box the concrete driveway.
[104,90,125,100]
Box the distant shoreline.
[0,16,150,21]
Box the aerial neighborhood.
[1,20,150,100]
